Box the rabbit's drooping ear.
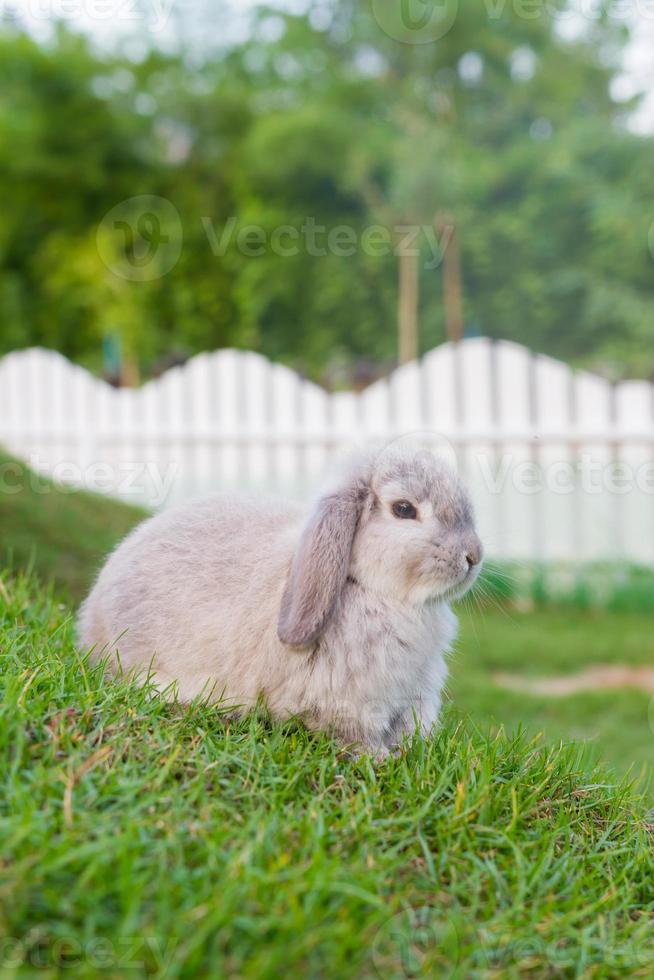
[278,482,366,647]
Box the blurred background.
[1,0,654,382]
[0,0,653,791]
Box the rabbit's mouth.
[441,563,482,602]
[408,555,482,603]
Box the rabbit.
[78,447,483,756]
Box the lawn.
[453,607,654,796]
[1,576,653,978]
[0,452,145,602]
[1,456,653,974]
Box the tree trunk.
[121,354,140,387]
[398,247,419,364]
[439,216,464,343]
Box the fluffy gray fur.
[78,448,483,756]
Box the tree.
[0,3,653,382]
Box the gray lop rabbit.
[78,448,483,756]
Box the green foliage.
[1,5,653,381]
[0,575,652,977]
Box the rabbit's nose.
[464,536,483,568]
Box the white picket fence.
[1,339,653,565]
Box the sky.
[8,0,654,133]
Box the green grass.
[1,576,653,979]
[480,561,654,614]
[453,606,654,796]
[0,461,653,973]
[0,452,145,602]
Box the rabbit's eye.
[392,500,418,520]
